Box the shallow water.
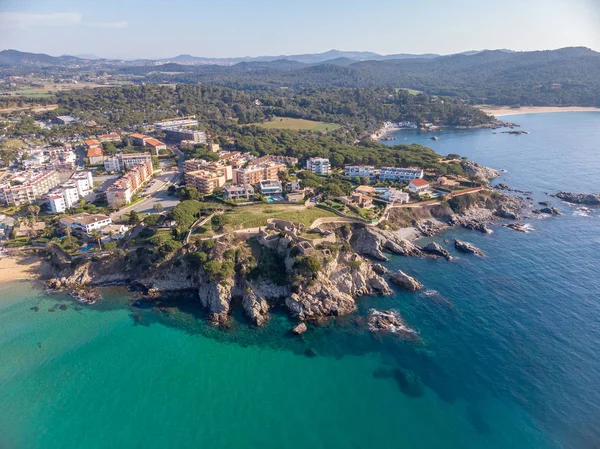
[1,112,599,449]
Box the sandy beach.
[477,105,600,117]
[0,256,40,283]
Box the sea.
[1,112,599,449]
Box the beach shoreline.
[477,105,600,117]
[0,256,41,284]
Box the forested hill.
[55,85,494,133]
[132,47,600,106]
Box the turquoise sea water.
[1,113,600,449]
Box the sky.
[0,0,599,59]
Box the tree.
[27,204,40,221]
[128,211,141,225]
[153,203,164,213]
[90,230,102,250]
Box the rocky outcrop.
[285,251,391,321]
[389,270,423,292]
[241,281,290,326]
[504,223,532,233]
[371,263,389,275]
[367,309,417,338]
[552,191,600,205]
[350,226,422,260]
[454,239,485,256]
[422,242,452,261]
[292,322,307,335]
[448,208,493,234]
[539,207,562,216]
[198,281,233,325]
[461,161,500,182]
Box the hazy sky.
[0,0,599,59]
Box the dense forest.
[55,84,494,134]
[123,48,600,106]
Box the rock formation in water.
[454,239,485,256]
[422,242,453,260]
[367,309,417,338]
[389,270,423,292]
[552,191,600,205]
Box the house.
[60,213,112,234]
[346,193,373,208]
[130,133,151,146]
[54,116,76,125]
[286,181,302,192]
[259,180,283,196]
[437,176,460,189]
[355,185,375,195]
[223,185,254,201]
[16,221,46,237]
[87,147,104,165]
[306,157,331,175]
[286,191,305,203]
[408,179,431,193]
[101,224,129,240]
[379,188,410,204]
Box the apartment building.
[104,152,153,172]
[47,186,79,213]
[379,167,424,182]
[306,157,331,175]
[184,168,227,195]
[98,133,121,143]
[217,151,254,169]
[0,170,60,206]
[233,161,286,185]
[154,117,199,130]
[344,165,376,179]
[144,138,167,155]
[105,160,153,207]
[165,128,207,144]
[184,159,233,181]
[70,171,94,196]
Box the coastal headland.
[477,105,600,117]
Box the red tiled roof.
[84,139,101,147]
[409,178,430,187]
[87,147,103,157]
[145,138,165,147]
[130,133,149,140]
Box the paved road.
[111,172,180,220]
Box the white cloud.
[0,12,128,30]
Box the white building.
[379,188,410,204]
[306,157,331,175]
[344,165,376,179]
[60,213,112,234]
[379,167,424,182]
[408,179,431,193]
[47,186,80,213]
[70,171,94,196]
[259,180,283,196]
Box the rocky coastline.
[551,191,600,206]
[42,184,552,336]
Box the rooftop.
[87,147,103,158]
[409,178,430,187]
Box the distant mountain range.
[1,47,599,106]
[0,48,517,67]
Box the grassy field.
[0,138,26,150]
[255,117,341,132]
[221,205,337,229]
[395,88,422,95]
